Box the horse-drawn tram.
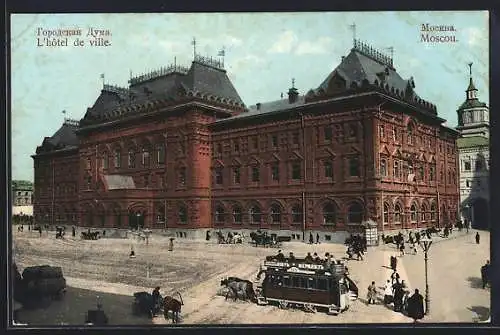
[255,257,355,315]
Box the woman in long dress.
[383,280,393,305]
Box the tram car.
[255,257,356,315]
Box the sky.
[10,11,489,182]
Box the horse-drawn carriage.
[249,230,284,248]
[132,291,184,323]
[81,230,100,240]
[254,256,357,315]
[216,231,245,244]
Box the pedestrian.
[393,280,404,312]
[151,286,162,316]
[129,246,136,258]
[466,220,469,233]
[309,232,314,244]
[305,252,313,262]
[399,243,405,256]
[481,260,490,289]
[205,230,210,241]
[390,255,397,271]
[38,226,42,237]
[475,232,480,244]
[313,252,321,263]
[316,233,320,244]
[412,242,418,255]
[72,226,76,237]
[383,280,393,305]
[407,289,425,322]
[366,281,377,304]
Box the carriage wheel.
[304,304,317,313]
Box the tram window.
[283,276,291,287]
[318,278,327,291]
[307,277,316,289]
[300,278,308,289]
[292,276,300,288]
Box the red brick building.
[32,40,460,242]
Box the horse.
[220,277,257,302]
[163,292,183,323]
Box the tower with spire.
[456,62,489,138]
[456,62,490,230]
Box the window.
[410,204,417,222]
[102,152,109,169]
[324,126,333,141]
[252,137,258,150]
[323,203,336,225]
[292,132,299,145]
[421,205,427,222]
[233,166,241,184]
[270,205,281,224]
[215,206,225,223]
[234,141,240,153]
[392,128,398,142]
[142,147,150,167]
[271,163,280,181]
[324,160,333,178]
[178,207,187,224]
[380,159,387,177]
[349,157,360,177]
[156,144,165,164]
[394,204,402,224]
[349,124,357,137]
[215,167,223,185]
[114,149,121,168]
[217,143,222,154]
[407,125,413,145]
[144,175,149,188]
[292,162,301,180]
[379,125,385,138]
[408,161,414,176]
[291,205,303,224]
[179,167,186,185]
[251,166,260,182]
[271,135,278,147]
[463,160,471,171]
[431,204,436,221]
[347,202,363,224]
[383,203,389,224]
[249,206,261,224]
[419,166,424,181]
[466,180,470,187]
[233,207,242,224]
[475,159,483,171]
[430,166,435,181]
[394,161,399,179]
[128,149,135,168]
[86,175,92,189]
[86,158,91,169]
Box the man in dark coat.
[390,255,397,271]
[151,286,162,316]
[476,232,480,244]
[72,226,76,237]
[392,280,404,312]
[309,232,314,244]
[316,233,320,244]
[407,289,425,321]
[481,260,490,289]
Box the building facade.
[12,180,33,206]
[32,40,460,241]
[456,65,490,230]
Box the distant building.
[32,39,460,241]
[456,64,490,229]
[12,180,33,206]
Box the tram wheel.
[278,300,289,309]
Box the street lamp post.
[420,237,432,315]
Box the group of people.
[345,234,367,261]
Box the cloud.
[268,30,297,54]
[228,54,265,73]
[295,37,333,55]
[221,34,242,47]
[465,27,487,47]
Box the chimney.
[341,56,345,62]
[256,103,261,110]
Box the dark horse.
[220,277,257,302]
[249,231,274,247]
[163,292,184,323]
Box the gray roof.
[103,175,136,190]
[35,121,79,154]
[318,50,422,103]
[84,60,244,122]
[217,96,306,123]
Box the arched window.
[233,206,242,224]
[128,149,136,168]
[421,204,427,222]
[291,204,303,224]
[142,146,150,167]
[270,204,281,224]
[431,203,436,221]
[102,152,109,169]
[383,203,389,224]
[380,159,387,177]
[114,149,121,168]
[156,144,165,165]
[178,206,187,224]
[410,203,418,222]
[394,161,399,179]
[347,202,363,224]
[215,206,225,223]
[394,204,402,224]
[323,203,336,225]
[249,206,261,225]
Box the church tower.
[456,63,489,138]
